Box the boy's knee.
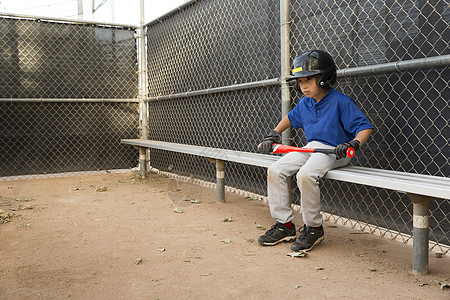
[296,168,309,180]
[268,164,280,180]
[296,168,317,185]
[268,162,290,181]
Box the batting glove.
[258,131,281,154]
[335,140,360,160]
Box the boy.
[258,50,373,252]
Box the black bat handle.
[314,147,355,157]
[313,148,336,155]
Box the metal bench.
[121,139,450,275]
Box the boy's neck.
[313,88,331,102]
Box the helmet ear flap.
[316,74,333,90]
[317,75,327,89]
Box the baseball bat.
[260,143,355,158]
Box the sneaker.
[258,222,296,246]
[291,225,324,252]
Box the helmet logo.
[292,67,302,74]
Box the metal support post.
[280,0,292,202]
[139,147,147,178]
[408,193,434,275]
[138,0,148,178]
[216,160,225,203]
[280,0,291,146]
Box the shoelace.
[298,225,311,239]
[266,223,282,235]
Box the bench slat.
[326,166,449,199]
[121,139,279,168]
[121,139,450,200]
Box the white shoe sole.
[260,235,296,246]
[292,236,324,252]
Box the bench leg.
[139,147,147,178]
[408,193,434,275]
[216,159,225,203]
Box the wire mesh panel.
[146,0,281,193]
[290,0,449,66]
[1,102,139,177]
[0,17,138,98]
[148,89,280,151]
[148,88,280,195]
[146,0,280,97]
[0,16,140,178]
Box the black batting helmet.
[287,50,337,90]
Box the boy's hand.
[335,140,360,159]
[258,131,281,154]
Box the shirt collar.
[307,88,335,105]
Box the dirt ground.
[0,171,449,300]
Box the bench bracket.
[208,158,225,203]
[407,193,435,275]
[139,147,147,178]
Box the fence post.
[280,0,291,146]
[139,0,148,177]
[280,0,292,202]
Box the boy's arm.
[354,128,373,146]
[336,128,373,159]
[274,115,292,134]
[258,115,292,153]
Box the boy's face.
[296,75,329,102]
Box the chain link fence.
[0,15,140,178]
[145,0,449,253]
[1,1,448,253]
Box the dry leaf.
[96,186,107,192]
[287,252,308,257]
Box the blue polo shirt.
[287,88,373,147]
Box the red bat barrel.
[271,144,355,158]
